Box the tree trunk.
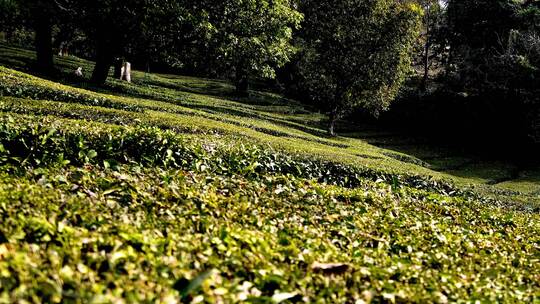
[420,5,431,92]
[113,58,123,79]
[328,119,336,136]
[91,40,114,85]
[91,56,113,85]
[34,15,54,73]
[235,62,249,95]
[328,108,340,136]
[421,41,430,91]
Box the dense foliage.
[0,0,20,42]
[356,0,540,151]
[444,0,540,146]
[200,0,302,93]
[1,0,540,299]
[446,0,540,92]
[0,56,538,302]
[4,0,302,88]
[1,117,538,303]
[296,0,420,135]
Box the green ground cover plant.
[0,45,539,302]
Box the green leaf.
[87,150,97,159]
[176,269,215,300]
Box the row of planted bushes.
[0,68,336,148]
[0,66,143,112]
[0,113,474,199]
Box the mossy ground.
[0,44,539,303]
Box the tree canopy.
[201,0,302,93]
[297,0,421,135]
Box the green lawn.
[0,44,539,303]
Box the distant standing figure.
[123,62,131,83]
[58,42,69,57]
[74,67,83,77]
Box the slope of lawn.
[0,44,539,303]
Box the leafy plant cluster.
[0,58,539,302]
[0,113,472,198]
[0,67,142,112]
[1,61,537,208]
[0,138,538,303]
[0,66,366,154]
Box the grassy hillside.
[0,44,539,303]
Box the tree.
[79,0,210,85]
[298,0,421,135]
[74,0,151,84]
[443,0,540,145]
[15,0,59,73]
[129,1,213,75]
[0,0,21,43]
[12,0,78,73]
[413,0,448,91]
[203,0,302,94]
[445,0,539,90]
[13,0,210,84]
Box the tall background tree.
[7,0,79,73]
[374,0,540,154]
[446,0,521,87]
[130,1,213,75]
[297,0,421,135]
[81,0,214,85]
[0,0,21,43]
[16,0,60,73]
[446,0,540,145]
[75,0,155,84]
[201,0,302,94]
[414,0,448,91]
